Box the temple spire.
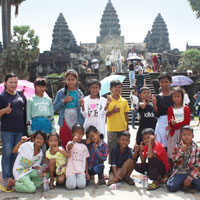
[145,13,171,53]
[97,0,122,43]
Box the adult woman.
[0,73,26,188]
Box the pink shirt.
[66,141,90,177]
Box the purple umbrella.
[171,75,193,86]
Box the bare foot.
[6,178,15,190]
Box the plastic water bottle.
[109,183,121,190]
[43,176,49,192]
[143,172,148,188]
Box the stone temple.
[96,0,124,43]
[144,13,171,53]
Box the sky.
[1,0,200,52]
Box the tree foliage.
[188,0,200,19]
[0,25,39,79]
[178,48,200,73]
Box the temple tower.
[96,0,123,43]
[51,13,78,53]
[145,13,171,53]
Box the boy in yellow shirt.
[106,80,130,163]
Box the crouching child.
[134,128,170,190]
[166,126,200,192]
[107,131,138,186]
[86,126,108,185]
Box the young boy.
[134,128,170,190]
[106,80,130,163]
[27,78,56,137]
[108,131,137,186]
[166,126,200,192]
[135,69,146,94]
[136,87,157,145]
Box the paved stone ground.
[1,120,200,200]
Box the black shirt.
[156,95,173,118]
[0,91,25,132]
[111,145,133,169]
[129,64,135,71]
[136,103,157,144]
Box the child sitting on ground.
[166,126,200,192]
[134,128,170,190]
[46,133,71,189]
[65,123,90,190]
[6,131,47,193]
[136,87,157,145]
[107,131,138,186]
[86,126,108,185]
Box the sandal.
[147,183,160,190]
[99,178,106,185]
[125,178,135,186]
[50,179,54,190]
[0,184,15,192]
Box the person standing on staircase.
[129,63,136,88]
[130,90,139,129]
[135,69,146,94]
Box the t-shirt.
[0,91,25,132]
[26,95,55,135]
[173,107,184,123]
[84,98,100,130]
[138,104,157,129]
[46,147,67,175]
[13,142,43,181]
[66,141,89,176]
[136,74,145,86]
[111,145,133,169]
[65,90,78,109]
[156,95,173,117]
[143,142,170,173]
[107,96,130,132]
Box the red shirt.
[144,142,170,173]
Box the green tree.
[0,0,25,49]
[178,48,200,73]
[0,25,39,79]
[188,0,200,19]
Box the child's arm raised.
[12,136,29,154]
[67,136,78,151]
[54,147,71,158]
[147,135,155,159]
[94,143,108,161]
[139,142,146,163]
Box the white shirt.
[13,142,43,181]
[184,93,190,105]
[173,107,184,123]
[130,94,139,110]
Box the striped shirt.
[171,141,200,181]
[87,141,108,168]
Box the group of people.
[0,71,200,194]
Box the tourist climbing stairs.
[120,72,156,125]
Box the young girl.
[53,70,84,148]
[46,133,71,189]
[152,73,173,149]
[27,78,56,136]
[86,126,108,185]
[80,79,109,136]
[6,131,47,193]
[167,87,190,159]
[65,123,90,190]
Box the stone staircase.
[120,72,156,125]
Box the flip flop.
[0,184,15,192]
[125,178,135,186]
[147,183,160,190]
